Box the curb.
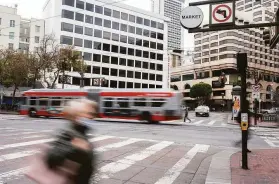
[205,149,238,184]
[227,122,278,129]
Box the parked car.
[195,106,210,117]
[261,107,279,114]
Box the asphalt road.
[0,112,272,184]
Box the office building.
[0,5,44,52]
[152,0,185,50]
[171,6,279,110]
[43,0,169,89]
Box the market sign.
[180,6,204,29]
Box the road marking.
[208,120,216,126]
[21,135,48,139]
[0,139,54,150]
[155,144,210,184]
[95,138,142,152]
[264,139,277,147]
[89,135,115,142]
[98,141,174,179]
[0,167,28,182]
[0,150,40,162]
[193,120,204,125]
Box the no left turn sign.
[210,2,235,26]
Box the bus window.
[117,98,129,108]
[39,97,48,106]
[134,98,146,106]
[151,99,166,107]
[51,97,62,106]
[103,99,113,107]
[30,97,37,106]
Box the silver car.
[195,106,210,117]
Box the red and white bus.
[20,89,183,123]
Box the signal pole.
[237,53,248,170]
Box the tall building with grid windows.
[170,1,279,110]
[152,0,185,50]
[43,0,169,89]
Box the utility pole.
[237,53,248,170]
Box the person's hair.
[63,98,98,120]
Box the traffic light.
[263,29,270,45]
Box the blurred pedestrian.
[184,107,191,123]
[26,99,98,184]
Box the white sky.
[0,0,199,49]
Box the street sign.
[180,6,204,29]
[252,92,260,100]
[209,2,235,26]
[233,95,240,118]
[252,85,261,92]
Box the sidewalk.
[0,111,19,115]
[231,149,279,184]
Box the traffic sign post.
[209,2,235,27]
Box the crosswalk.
[251,127,279,147]
[0,113,237,129]
[0,127,222,184]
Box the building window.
[102,55,110,63]
[121,12,128,20]
[120,46,127,54]
[9,32,14,39]
[144,19,150,26]
[35,36,40,43]
[8,43,13,50]
[94,29,102,38]
[151,21,157,28]
[85,15,93,24]
[112,33,119,41]
[136,17,143,24]
[113,10,120,18]
[111,57,118,65]
[35,26,40,32]
[128,48,134,56]
[128,37,135,45]
[60,35,73,45]
[104,19,111,28]
[103,31,111,40]
[93,54,101,62]
[120,58,126,66]
[74,38,83,47]
[84,40,92,48]
[103,43,110,51]
[104,8,112,16]
[136,28,142,35]
[75,25,83,34]
[112,22,119,30]
[120,35,127,43]
[136,39,142,46]
[121,24,127,32]
[94,42,101,50]
[75,13,84,22]
[136,50,142,57]
[85,27,93,36]
[86,3,94,11]
[129,15,135,22]
[83,52,92,61]
[61,22,73,32]
[157,33,164,40]
[62,10,74,19]
[63,0,74,6]
[95,5,103,14]
[111,45,118,53]
[95,17,102,26]
[76,0,84,9]
[143,29,150,37]
[10,20,15,27]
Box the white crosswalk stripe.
[0,127,216,184]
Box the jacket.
[46,122,95,184]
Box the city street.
[0,112,273,184]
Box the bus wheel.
[141,111,152,124]
[28,109,37,118]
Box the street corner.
[231,149,279,184]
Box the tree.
[36,35,86,89]
[0,49,30,104]
[190,82,212,105]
